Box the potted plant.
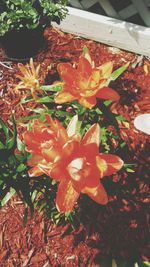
[0,0,68,60]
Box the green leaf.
[108,62,129,84]
[0,141,5,149]
[120,141,126,148]
[126,168,135,173]
[82,45,89,54]
[7,116,17,150]
[124,163,136,173]
[16,163,27,173]
[104,100,112,106]
[98,100,119,131]
[116,115,127,122]
[41,84,62,92]
[31,190,38,203]
[17,135,25,152]
[27,108,46,114]
[37,96,54,103]
[1,188,16,206]
[17,115,40,122]
[19,96,33,104]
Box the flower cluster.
[16,49,127,213]
[23,115,123,213]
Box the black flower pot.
[0,26,45,61]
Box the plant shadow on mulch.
[0,27,150,266]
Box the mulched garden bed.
[0,27,150,266]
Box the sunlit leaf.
[1,188,16,206]
[41,84,62,92]
[108,62,129,84]
[16,163,27,172]
[37,96,54,103]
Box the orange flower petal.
[79,96,97,109]
[23,131,40,154]
[45,115,68,145]
[55,91,77,104]
[96,156,108,178]
[83,183,108,205]
[81,143,99,161]
[42,146,61,162]
[56,180,79,213]
[27,154,44,167]
[67,156,100,191]
[96,154,123,177]
[97,87,120,101]
[28,166,44,177]
[77,56,92,78]
[50,161,66,181]
[89,69,101,88]
[82,123,100,147]
[63,140,79,157]
[57,63,77,84]
[98,61,113,78]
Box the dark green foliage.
[0,0,68,36]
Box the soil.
[0,27,150,266]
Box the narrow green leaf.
[19,96,33,104]
[31,190,38,202]
[41,84,62,92]
[7,116,17,150]
[108,62,129,84]
[17,115,40,122]
[1,188,16,206]
[17,135,25,152]
[0,118,9,142]
[37,96,54,103]
[27,108,46,114]
[126,168,135,173]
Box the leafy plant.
[2,48,131,222]
[0,0,68,36]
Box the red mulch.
[0,27,150,266]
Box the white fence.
[69,0,150,27]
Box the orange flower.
[54,52,120,109]
[23,114,77,177]
[14,58,41,99]
[23,115,123,212]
